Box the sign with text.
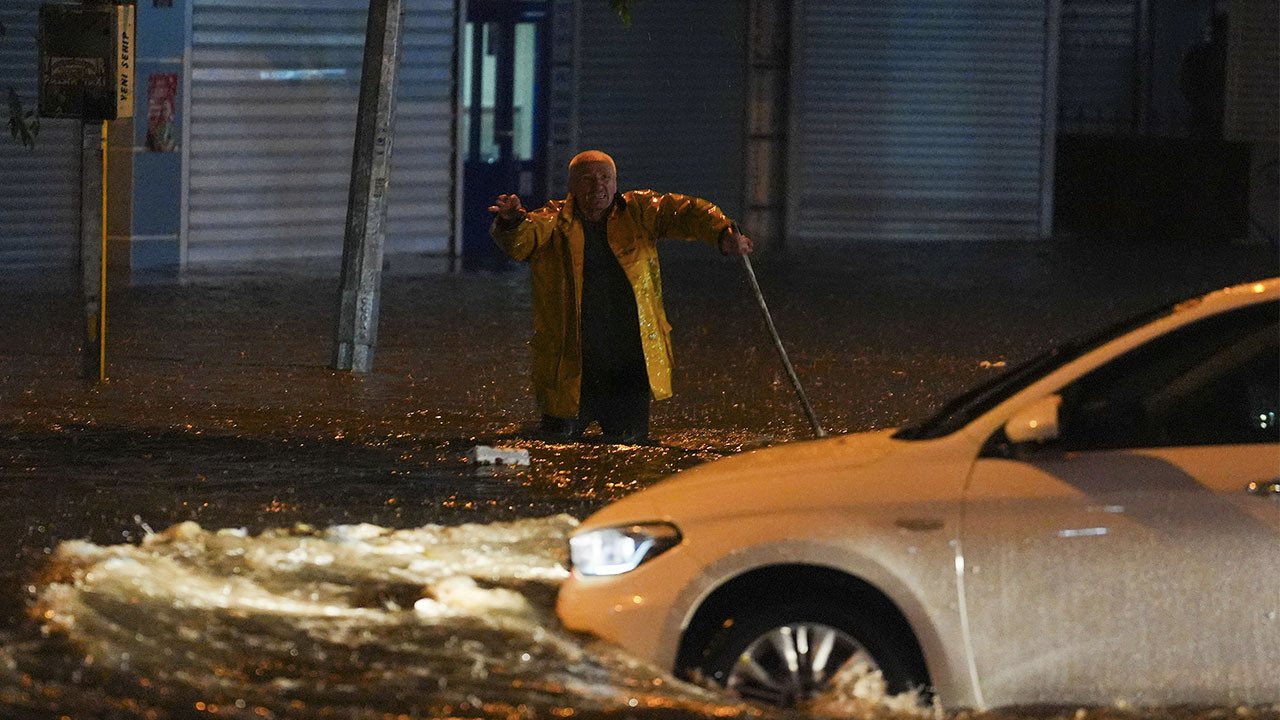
[38,4,135,120]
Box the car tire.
[681,598,929,708]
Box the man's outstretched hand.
[488,194,525,222]
[718,228,753,256]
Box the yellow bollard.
[98,119,108,382]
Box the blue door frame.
[460,0,550,271]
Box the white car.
[557,278,1280,710]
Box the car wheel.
[684,600,928,708]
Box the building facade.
[1,0,1273,277]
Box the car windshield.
[893,302,1178,440]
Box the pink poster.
[146,72,177,152]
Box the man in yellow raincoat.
[490,150,753,443]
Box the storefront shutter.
[0,0,82,273]
[574,0,746,222]
[789,0,1049,243]
[185,0,455,267]
[1224,0,1278,143]
[1057,0,1136,134]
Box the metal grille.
[1058,0,1136,134]
[789,0,1049,242]
[0,0,82,272]
[575,0,746,222]
[185,0,456,267]
[1224,0,1278,143]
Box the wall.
[130,0,186,273]
[574,0,747,224]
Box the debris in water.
[467,445,531,466]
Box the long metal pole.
[334,0,405,372]
[80,120,107,382]
[740,254,826,438]
[99,120,107,380]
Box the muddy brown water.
[2,240,1276,718]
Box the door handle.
[1246,480,1280,495]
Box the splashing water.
[4,248,1279,719]
[5,517,1272,720]
[806,663,940,720]
[4,515,785,719]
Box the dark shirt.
[579,216,648,399]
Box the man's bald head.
[569,150,616,177]
[568,150,618,221]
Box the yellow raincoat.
[491,189,736,418]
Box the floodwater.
[1,240,1277,719]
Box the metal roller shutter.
[1224,0,1278,143]
[789,0,1049,243]
[186,0,456,267]
[575,0,746,222]
[1057,0,1136,134]
[0,0,81,273]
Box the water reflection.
[3,517,773,719]
[3,516,1276,719]
[3,244,1277,718]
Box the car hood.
[579,428,950,530]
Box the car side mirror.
[1004,394,1063,444]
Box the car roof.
[1167,277,1278,318]
[894,278,1278,442]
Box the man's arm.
[639,191,753,255]
[489,194,525,227]
[488,193,547,262]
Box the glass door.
[460,0,549,271]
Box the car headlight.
[568,522,682,576]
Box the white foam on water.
[17,517,1269,720]
[429,576,536,618]
[14,515,754,719]
[806,662,941,719]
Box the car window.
[894,303,1178,440]
[1056,301,1279,450]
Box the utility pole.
[80,120,107,381]
[333,0,405,372]
[43,3,134,382]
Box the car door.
[959,301,1279,707]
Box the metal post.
[1039,0,1062,240]
[334,0,405,372]
[80,120,107,382]
[1131,0,1152,133]
[740,254,826,438]
[492,19,515,186]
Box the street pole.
[333,0,405,372]
[740,254,826,438]
[80,120,107,382]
